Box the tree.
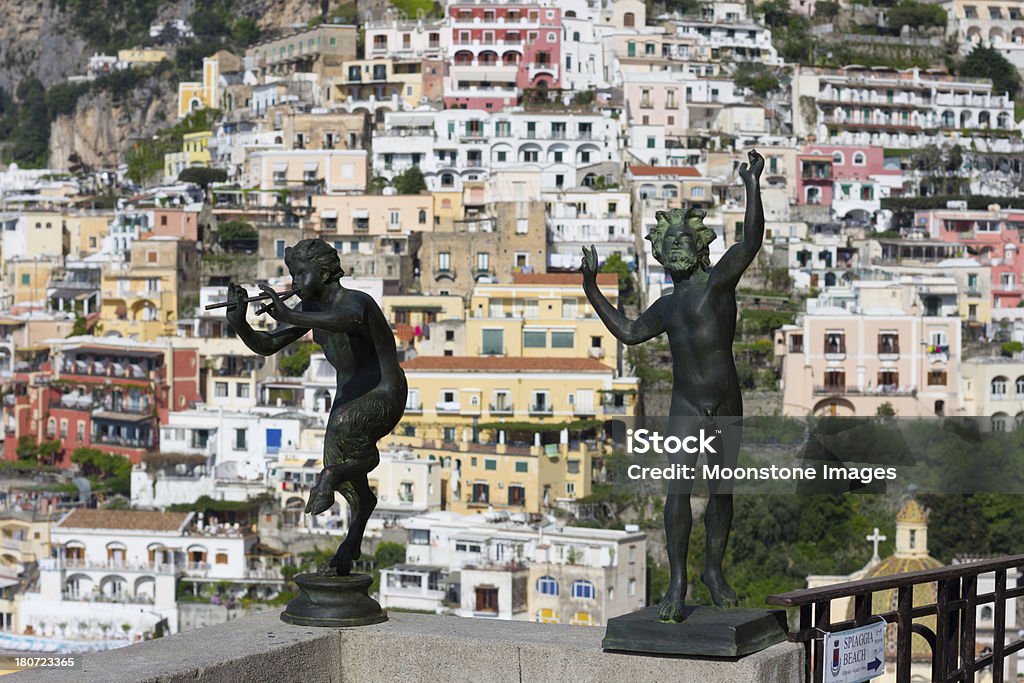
[887,1,947,31]
[875,402,897,417]
[178,166,227,189]
[71,447,132,496]
[733,64,781,97]
[813,1,840,20]
[217,219,256,242]
[394,165,427,195]
[12,77,49,167]
[959,45,1021,97]
[279,341,320,376]
[599,252,633,296]
[68,315,90,337]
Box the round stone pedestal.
[280,572,387,627]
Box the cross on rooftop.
[866,527,887,561]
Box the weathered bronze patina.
[227,238,406,626]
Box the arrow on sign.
[867,658,882,672]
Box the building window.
[789,334,804,353]
[484,459,497,471]
[477,252,490,272]
[537,576,558,595]
[537,608,559,623]
[628,578,637,597]
[928,371,947,386]
[438,252,451,272]
[524,331,546,348]
[573,581,598,598]
[234,428,247,450]
[824,332,846,354]
[215,382,228,397]
[551,331,574,348]
[236,384,250,398]
[215,552,228,565]
[992,376,1008,398]
[418,209,426,224]
[515,461,528,473]
[878,332,899,354]
[276,240,286,258]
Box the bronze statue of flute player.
[224,239,406,626]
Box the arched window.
[992,376,1008,397]
[981,606,994,621]
[440,173,454,188]
[573,31,580,42]
[1015,376,1024,396]
[418,209,427,224]
[832,151,845,165]
[852,152,866,166]
[992,413,1009,432]
[623,12,635,27]
[572,579,596,599]
[537,575,559,595]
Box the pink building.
[916,208,1024,308]
[800,144,902,220]
[152,208,201,241]
[446,2,561,111]
[796,151,833,206]
[776,280,961,417]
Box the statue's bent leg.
[326,473,377,575]
[660,446,697,622]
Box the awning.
[351,209,369,219]
[92,411,151,423]
[320,209,338,219]
[302,161,319,171]
[50,288,95,301]
[272,162,288,172]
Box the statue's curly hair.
[284,239,346,282]
[645,207,716,269]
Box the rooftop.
[56,509,192,533]
[400,356,612,372]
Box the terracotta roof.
[57,509,191,532]
[512,272,617,286]
[628,166,701,177]
[401,356,611,372]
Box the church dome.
[847,500,941,660]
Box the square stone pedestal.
[602,606,789,657]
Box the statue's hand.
[580,245,599,284]
[739,149,764,183]
[225,283,248,329]
[258,283,294,324]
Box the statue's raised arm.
[711,149,765,289]
[581,245,665,344]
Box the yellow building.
[0,509,55,633]
[117,48,169,66]
[5,258,60,307]
[164,131,212,182]
[100,238,199,340]
[467,273,620,370]
[177,51,240,119]
[66,213,113,258]
[331,58,426,109]
[382,294,465,353]
[390,356,638,513]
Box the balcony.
[602,404,627,415]
[435,402,461,414]
[813,385,916,397]
[405,403,423,414]
[488,403,514,415]
[528,404,553,416]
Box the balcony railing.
[768,553,1024,683]
[489,404,514,415]
[813,385,916,397]
[528,404,553,415]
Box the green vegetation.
[887,0,947,31]
[922,494,1024,563]
[732,64,781,97]
[217,219,256,242]
[125,108,220,185]
[279,340,321,376]
[757,0,812,63]
[178,166,227,188]
[389,0,444,20]
[175,3,265,74]
[738,309,795,337]
[55,0,163,53]
[70,446,132,496]
[16,436,63,466]
[600,252,637,305]
[959,45,1021,97]
[393,165,427,195]
[308,2,360,27]
[1001,341,1024,357]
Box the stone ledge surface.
[8,610,805,683]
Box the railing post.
[992,569,1006,683]
[813,600,829,683]
[960,574,977,683]
[897,585,913,683]
[800,604,813,683]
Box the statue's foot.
[658,583,687,622]
[701,570,739,608]
[304,475,335,516]
[328,543,358,576]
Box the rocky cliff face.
[0,0,89,93]
[48,76,177,172]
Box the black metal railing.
[767,554,1024,683]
